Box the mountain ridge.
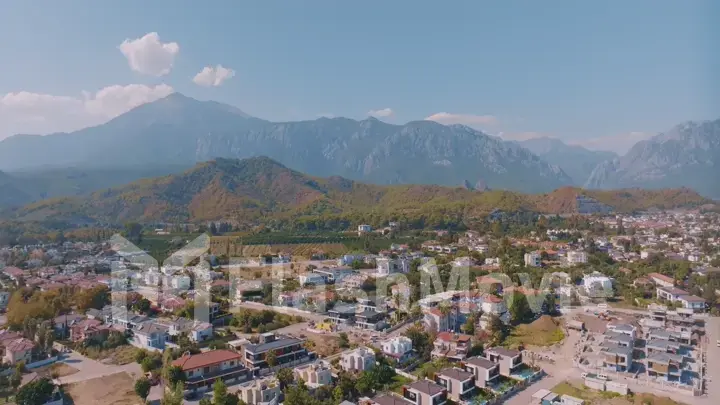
[585,118,720,198]
[0,93,573,194]
[4,157,711,230]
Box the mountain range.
[0,93,572,195]
[3,157,710,229]
[585,119,720,198]
[518,138,617,185]
[0,93,717,211]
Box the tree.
[355,371,377,396]
[212,379,238,405]
[15,377,55,405]
[161,383,184,405]
[508,292,532,324]
[135,350,148,364]
[338,332,350,348]
[276,367,294,389]
[134,378,151,402]
[141,356,158,373]
[133,298,152,314]
[165,365,186,386]
[265,350,277,368]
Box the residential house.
[485,347,523,377]
[2,338,36,365]
[677,295,706,312]
[294,361,333,388]
[402,380,448,405]
[70,319,111,344]
[242,333,310,371]
[236,377,281,405]
[53,314,86,339]
[603,332,633,348]
[600,344,633,372]
[424,307,453,333]
[566,251,588,264]
[156,317,213,342]
[328,304,357,325]
[524,252,541,267]
[132,322,168,351]
[462,356,500,389]
[656,286,688,302]
[434,368,475,402]
[646,352,683,381]
[432,332,472,361]
[648,273,675,288]
[173,350,251,394]
[645,339,683,356]
[341,347,375,372]
[381,336,414,363]
[582,273,613,297]
[606,324,636,340]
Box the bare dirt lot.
[66,373,142,405]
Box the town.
[0,208,719,405]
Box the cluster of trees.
[229,309,303,333]
[6,285,110,328]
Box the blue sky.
[0,1,716,153]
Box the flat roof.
[245,336,304,354]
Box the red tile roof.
[436,332,472,343]
[172,349,242,371]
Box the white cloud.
[368,108,394,118]
[425,112,498,127]
[0,84,174,139]
[568,131,652,154]
[193,65,236,87]
[119,32,179,76]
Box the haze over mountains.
[0,93,718,213]
[518,138,617,186]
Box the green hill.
[3,157,712,230]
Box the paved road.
[54,351,142,385]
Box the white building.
[341,347,376,372]
[376,257,410,276]
[582,272,613,297]
[358,224,372,235]
[294,362,333,388]
[524,252,541,267]
[381,336,413,359]
[566,251,588,265]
